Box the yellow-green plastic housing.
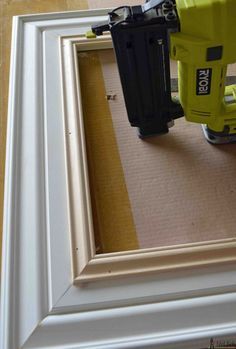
[170,0,236,133]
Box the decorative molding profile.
[1,9,236,349]
[61,35,236,283]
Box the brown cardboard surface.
[99,49,236,249]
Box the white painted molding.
[1,9,236,349]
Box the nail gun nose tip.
[166,11,176,20]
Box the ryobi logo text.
[196,68,212,95]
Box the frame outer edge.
[0,16,24,349]
[23,292,236,349]
[1,17,50,349]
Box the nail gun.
[91,0,236,144]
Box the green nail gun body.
[92,0,236,144]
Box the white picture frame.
[1,9,236,349]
